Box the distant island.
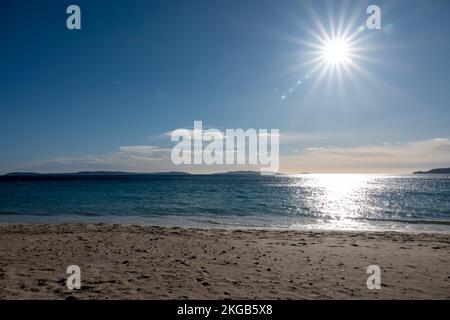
[413,168,450,174]
[4,171,191,176]
[0,170,269,180]
[3,170,268,176]
[212,170,262,176]
[0,171,192,180]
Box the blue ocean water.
[0,174,449,232]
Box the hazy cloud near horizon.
[281,138,450,173]
[6,138,449,174]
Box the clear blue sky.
[1,0,450,173]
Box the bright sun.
[274,3,374,100]
[321,38,351,65]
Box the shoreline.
[1,215,449,235]
[1,223,449,299]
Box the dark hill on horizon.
[3,170,265,176]
[4,171,192,176]
[413,168,450,174]
[1,171,192,180]
[0,170,268,180]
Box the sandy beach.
[0,223,449,299]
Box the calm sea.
[0,174,449,232]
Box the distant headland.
[413,168,450,174]
[0,170,267,180]
[3,170,266,177]
[3,171,191,176]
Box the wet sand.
[0,223,449,299]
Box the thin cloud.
[118,145,171,156]
[13,138,450,174]
[281,138,450,173]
